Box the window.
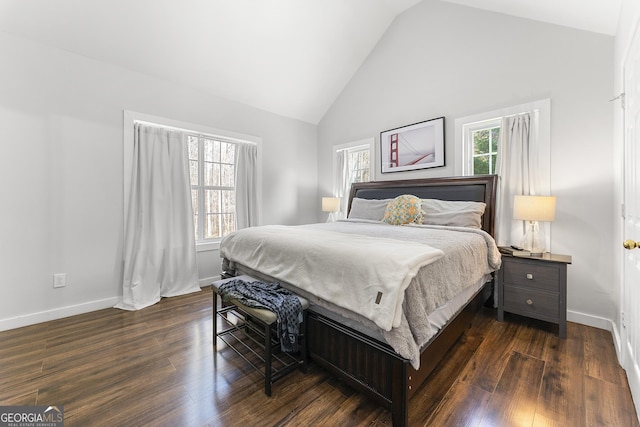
[333,138,373,217]
[124,111,262,250]
[346,145,371,184]
[465,119,501,175]
[188,135,238,242]
[456,99,550,185]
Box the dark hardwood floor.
[1,286,637,426]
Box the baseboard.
[199,276,218,287]
[0,280,216,332]
[567,309,613,332]
[0,297,119,332]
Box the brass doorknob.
[623,240,640,250]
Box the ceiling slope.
[0,0,618,124]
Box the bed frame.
[306,175,497,426]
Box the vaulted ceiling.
[0,0,620,124]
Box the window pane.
[473,130,490,154]
[491,154,497,174]
[205,190,220,214]
[221,164,234,187]
[203,139,213,162]
[474,155,490,174]
[221,214,235,236]
[491,128,500,152]
[204,162,221,186]
[188,136,199,160]
[221,142,235,164]
[189,159,198,185]
[205,214,220,239]
[221,190,235,213]
[213,140,220,162]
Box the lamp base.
[522,220,546,254]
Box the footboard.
[306,282,492,426]
[307,311,410,425]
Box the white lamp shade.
[513,195,556,222]
[322,197,340,213]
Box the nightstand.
[497,251,572,338]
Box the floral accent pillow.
[382,194,424,225]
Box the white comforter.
[220,220,501,368]
[219,224,444,331]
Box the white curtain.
[495,113,543,247]
[235,142,259,229]
[117,123,200,311]
[334,149,348,219]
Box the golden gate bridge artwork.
[381,117,445,173]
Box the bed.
[219,175,499,426]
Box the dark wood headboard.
[348,175,498,237]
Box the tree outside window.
[188,135,237,242]
[472,126,500,175]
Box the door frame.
[620,11,640,418]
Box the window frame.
[123,111,262,252]
[461,117,502,176]
[454,99,551,197]
[332,137,374,218]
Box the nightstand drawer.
[503,285,558,321]
[503,259,560,291]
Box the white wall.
[0,31,317,330]
[318,1,615,324]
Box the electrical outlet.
[53,273,66,288]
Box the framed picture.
[380,117,445,173]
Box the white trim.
[196,240,221,252]
[0,297,119,332]
[567,309,617,332]
[199,276,218,287]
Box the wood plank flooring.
[0,287,637,426]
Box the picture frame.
[380,116,445,173]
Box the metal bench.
[212,275,309,396]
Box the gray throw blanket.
[218,279,302,353]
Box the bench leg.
[265,321,272,396]
[300,310,308,373]
[212,289,218,349]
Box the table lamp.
[513,195,556,255]
[322,197,340,222]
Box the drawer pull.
[526,273,534,280]
[526,299,534,305]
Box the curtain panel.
[334,150,348,219]
[235,142,259,229]
[117,123,200,311]
[495,112,545,247]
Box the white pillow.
[421,199,486,229]
[348,198,391,221]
